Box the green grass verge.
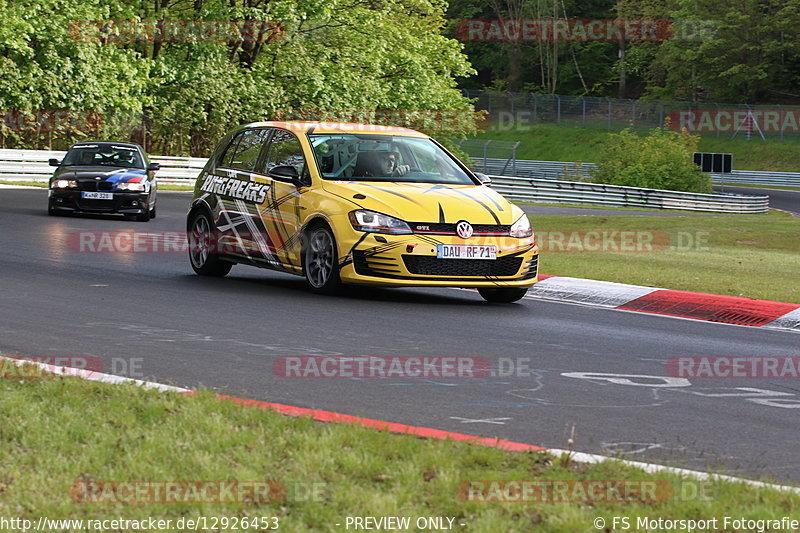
[465,124,800,172]
[1,361,799,532]
[0,180,194,191]
[530,210,800,303]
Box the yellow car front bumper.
[336,231,539,288]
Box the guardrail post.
[556,95,561,124]
[582,97,586,126]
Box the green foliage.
[0,0,479,155]
[592,127,712,192]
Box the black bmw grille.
[97,181,114,191]
[77,180,98,192]
[402,255,522,277]
[408,222,510,235]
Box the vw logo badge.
[456,221,473,239]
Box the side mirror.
[475,172,492,184]
[49,158,61,167]
[269,165,305,186]
[148,162,160,171]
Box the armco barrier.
[0,148,206,185]
[0,148,768,212]
[488,175,769,213]
[470,157,800,187]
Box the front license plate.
[82,192,113,200]
[436,244,497,260]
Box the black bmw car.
[48,141,159,221]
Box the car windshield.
[308,134,475,185]
[62,144,144,169]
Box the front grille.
[97,181,114,191]
[77,200,115,211]
[402,255,522,277]
[408,222,510,235]
[77,180,98,192]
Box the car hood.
[52,166,147,183]
[320,180,522,225]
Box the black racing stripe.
[416,184,502,224]
[342,232,372,266]
[478,187,505,211]
[358,184,423,206]
[445,188,501,224]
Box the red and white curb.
[3,355,799,495]
[527,275,800,332]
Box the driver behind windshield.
[354,150,410,178]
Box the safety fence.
[0,148,770,213]
[470,157,800,188]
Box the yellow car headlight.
[348,210,412,235]
[510,215,533,238]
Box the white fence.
[0,148,206,185]
[0,148,769,213]
[470,157,800,188]
[489,175,769,213]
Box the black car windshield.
[62,144,144,169]
[308,134,475,185]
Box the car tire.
[47,203,59,216]
[149,204,156,219]
[188,210,232,277]
[478,287,528,303]
[302,224,341,294]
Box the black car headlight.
[51,179,77,189]
[116,182,147,192]
[348,210,412,235]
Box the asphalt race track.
[1,188,798,484]
[714,185,800,215]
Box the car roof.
[240,121,429,138]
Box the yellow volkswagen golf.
[187,122,539,302]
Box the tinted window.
[261,130,306,176]
[221,129,270,172]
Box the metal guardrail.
[0,149,768,213]
[471,157,800,187]
[0,149,206,184]
[488,175,769,213]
